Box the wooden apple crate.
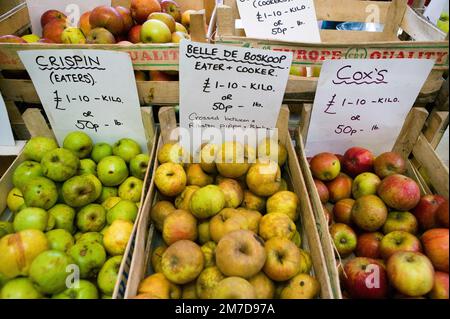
[210,0,449,104]
[294,106,449,298]
[117,105,337,299]
[0,107,158,299]
[0,0,216,110]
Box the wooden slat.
[190,11,207,43]
[423,111,449,148]
[0,151,26,212]
[315,0,390,23]
[204,0,216,25]
[21,108,55,139]
[321,29,394,43]
[382,0,408,39]
[299,104,312,145]
[158,107,178,144]
[0,3,29,36]
[392,107,428,159]
[412,134,449,197]
[216,5,235,36]
[400,5,448,41]
[436,77,449,111]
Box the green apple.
[61,27,86,44]
[29,250,75,295]
[352,172,381,199]
[76,232,103,245]
[76,204,106,232]
[48,204,76,233]
[112,138,142,163]
[102,196,122,210]
[0,221,14,239]
[106,199,138,224]
[41,148,80,182]
[118,177,143,202]
[78,159,97,175]
[22,177,58,210]
[102,294,112,299]
[13,207,49,232]
[6,187,26,213]
[12,161,43,190]
[0,277,43,299]
[46,229,74,252]
[97,187,118,203]
[63,131,93,158]
[85,174,103,201]
[62,175,98,207]
[97,156,129,186]
[97,255,122,295]
[130,154,150,179]
[69,241,106,278]
[23,136,58,162]
[91,143,113,163]
[52,279,98,299]
[141,19,172,43]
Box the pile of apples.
[134,140,320,299]
[0,0,193,44]
[0,132,149,299]
[310,147,449,299]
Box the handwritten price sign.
[18,50,147,151]
[305,59,434,156]
[236,0,321,43]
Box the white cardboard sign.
[424,0,448,25]
[436,127,449,168]
[18,50,147,151]
[179,40,292,132]
[236,0,321,43]
[305,59,434,156]
[0,92,15,147]
[26,0,111,36]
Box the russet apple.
[356,232,383,259]
[216,230,266,278]
[41,148,79,182]
[218,178,244,208]
[314,179,329,204]
[131,0,161,24]
[310,152,341,181]
[421,228,449,273]
[326,173,353,203]
[199,143,218,174]
[196,266,225,299]
[242,190,266,212]
[436,199,449,228]
[181,281,198,299]
[115,6,134,34]
[258,138,288,167]
[151,201,175,231]
[190,185,225,219]
[237,209,262,234]
[141,19,172,43]
[138,273,180,299]
[429,271,449,299]
[378,174,421,211]
[263,237,301,281]
[329,223,357,256]
[212,277,256,299]
[343,257,388,299]
[351,195,388,231]
[42,19,68,43]
[382,211,418,234]
[412,195,447,230]
[352,172,381,199]
[259,212,296,241]
[209,208,249,243]
[387,251,435,297]
[151,245,167,273]
[248,272,275,299]
[380,231,422,260]
[155,162,186,197]
[246,160,281,197]
[216,142,250,179]
[41,10,66,28]
[343,147,374,177]
[161,0,182,22]
[158,143,188,164]
[163,209,197,245]
[333,198,355,225]
[186,164,213,187]
[266,191,299,221]
[374,152,406,178]
[201,241,216,268]
[280,274,320,299]
[161,240,204,284]
[197,221,211,245]
[173,185,198,212]
[89,6,124,36]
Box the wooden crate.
[0,0,215,106]
[119,105,337,299]
[210,0,449,104]
[0,0,24,17]
[0,107,158,299]
[294,106,449,298]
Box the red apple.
[437,200,449,228]
[115,6,134,34]
[131,0,162,24]
[42,19,68,43]
[128,25,142,43]
[333,198,355,225]
[343,147,374,177]
[421,228,449,273]
[323,205,333,226]
[79,11,92,36]
[429,271,449,299]
[89,6,124,36]
[343,257,388,299]
[356,232,384,259]
[161,0,182,22]
[377,174,421,211]
[326,173,353,203]
[380,231,422,260]
[374,152,406,179]
[0,35,27,43]
[412,195,447,230]
[329,223,357,256]
[41,10,67,28]
[313,179,329,204]
[310,152,341,181]
[387,251,435,297]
